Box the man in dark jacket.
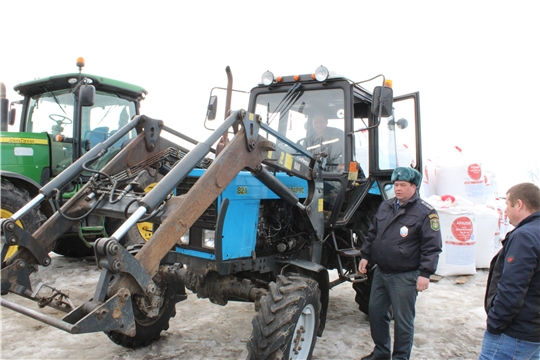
[358,167,442,360]
[479,182,540,360]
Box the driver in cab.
[304,114,344,171]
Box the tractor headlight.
[261,71,274,86]
[202,229,215,249]
[314,65,329,82]
[179,229,190,245]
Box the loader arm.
[135,126,272,277]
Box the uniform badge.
[429,214,440,231]
[400,226,408,237]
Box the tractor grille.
[176,176,217,223]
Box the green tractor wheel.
[1,180,46,262]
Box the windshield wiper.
[268,83,304,125]
[43,87,68,116]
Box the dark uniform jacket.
[361,193,442,278]
[484,211,540,342]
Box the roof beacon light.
[314,65,329,82]
[384,79,393,88]
[262,71,274,86]
[76,57,85,72]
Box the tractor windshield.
[254,88,345,173]
[25,89,137,175]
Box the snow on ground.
[0,255,487,359]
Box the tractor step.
[340,271,368,284]
[79,225,106,236]
[335,247,362,257]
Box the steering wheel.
[49,114,73,125]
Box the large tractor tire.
[1,180,46,261]
[353,266,375,315]
[351,197,380,315]
[51,237,94,258]
[52,218,151,258]
[104,180,161,248]
[105,218,152,248]
[248,274,321,360]
[105,280,186,348]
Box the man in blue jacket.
[479,182,540,360]
[358,167,442,360]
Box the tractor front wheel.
[248,274,321,360]
[105,280,186,348]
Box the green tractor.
[0,58,154,258]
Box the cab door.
[375,92,421,173]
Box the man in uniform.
[359,167,442,360]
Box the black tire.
[105,281,186,348]
[51,218,151,258]
[353,266,375,315]
[1,180,46,261]
[105,218,150,248]
[104,177,161,248]
[351,196,380,315]
[52,237,94,258]
[248,274,321,360]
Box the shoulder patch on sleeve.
[430,217,440,231]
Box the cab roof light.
[314,65,329,82]
[384,79,393,88]
[293,75,300,81]
[262,70,274,86]
[276,76,283,83]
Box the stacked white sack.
[429,195,477,276]
[473,204,500,269]
[434,146,486,205]
[420,158,437,199]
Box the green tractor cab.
[0,58,154,257]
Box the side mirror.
[79,85,95,107]
[371,86,393,117]
[8,108,16,126]
[206,95,218,121]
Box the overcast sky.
[1,0,539,194]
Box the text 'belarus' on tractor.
[0,58,163,258]
[1,65,422,359]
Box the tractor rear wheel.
[1,180,46,262]
[353,266,375,315]
[105,280,186,348]
[105,218,151,248]
[248,274,321,360]
[351,196,381,315]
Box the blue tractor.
[1,66,422,359]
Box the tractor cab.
[3,58,147,185]
[247,66,421,227]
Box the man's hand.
[359,259,368,274]
[417,276,430,292]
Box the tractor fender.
[277,259,330,336]
[0,170,55,218]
